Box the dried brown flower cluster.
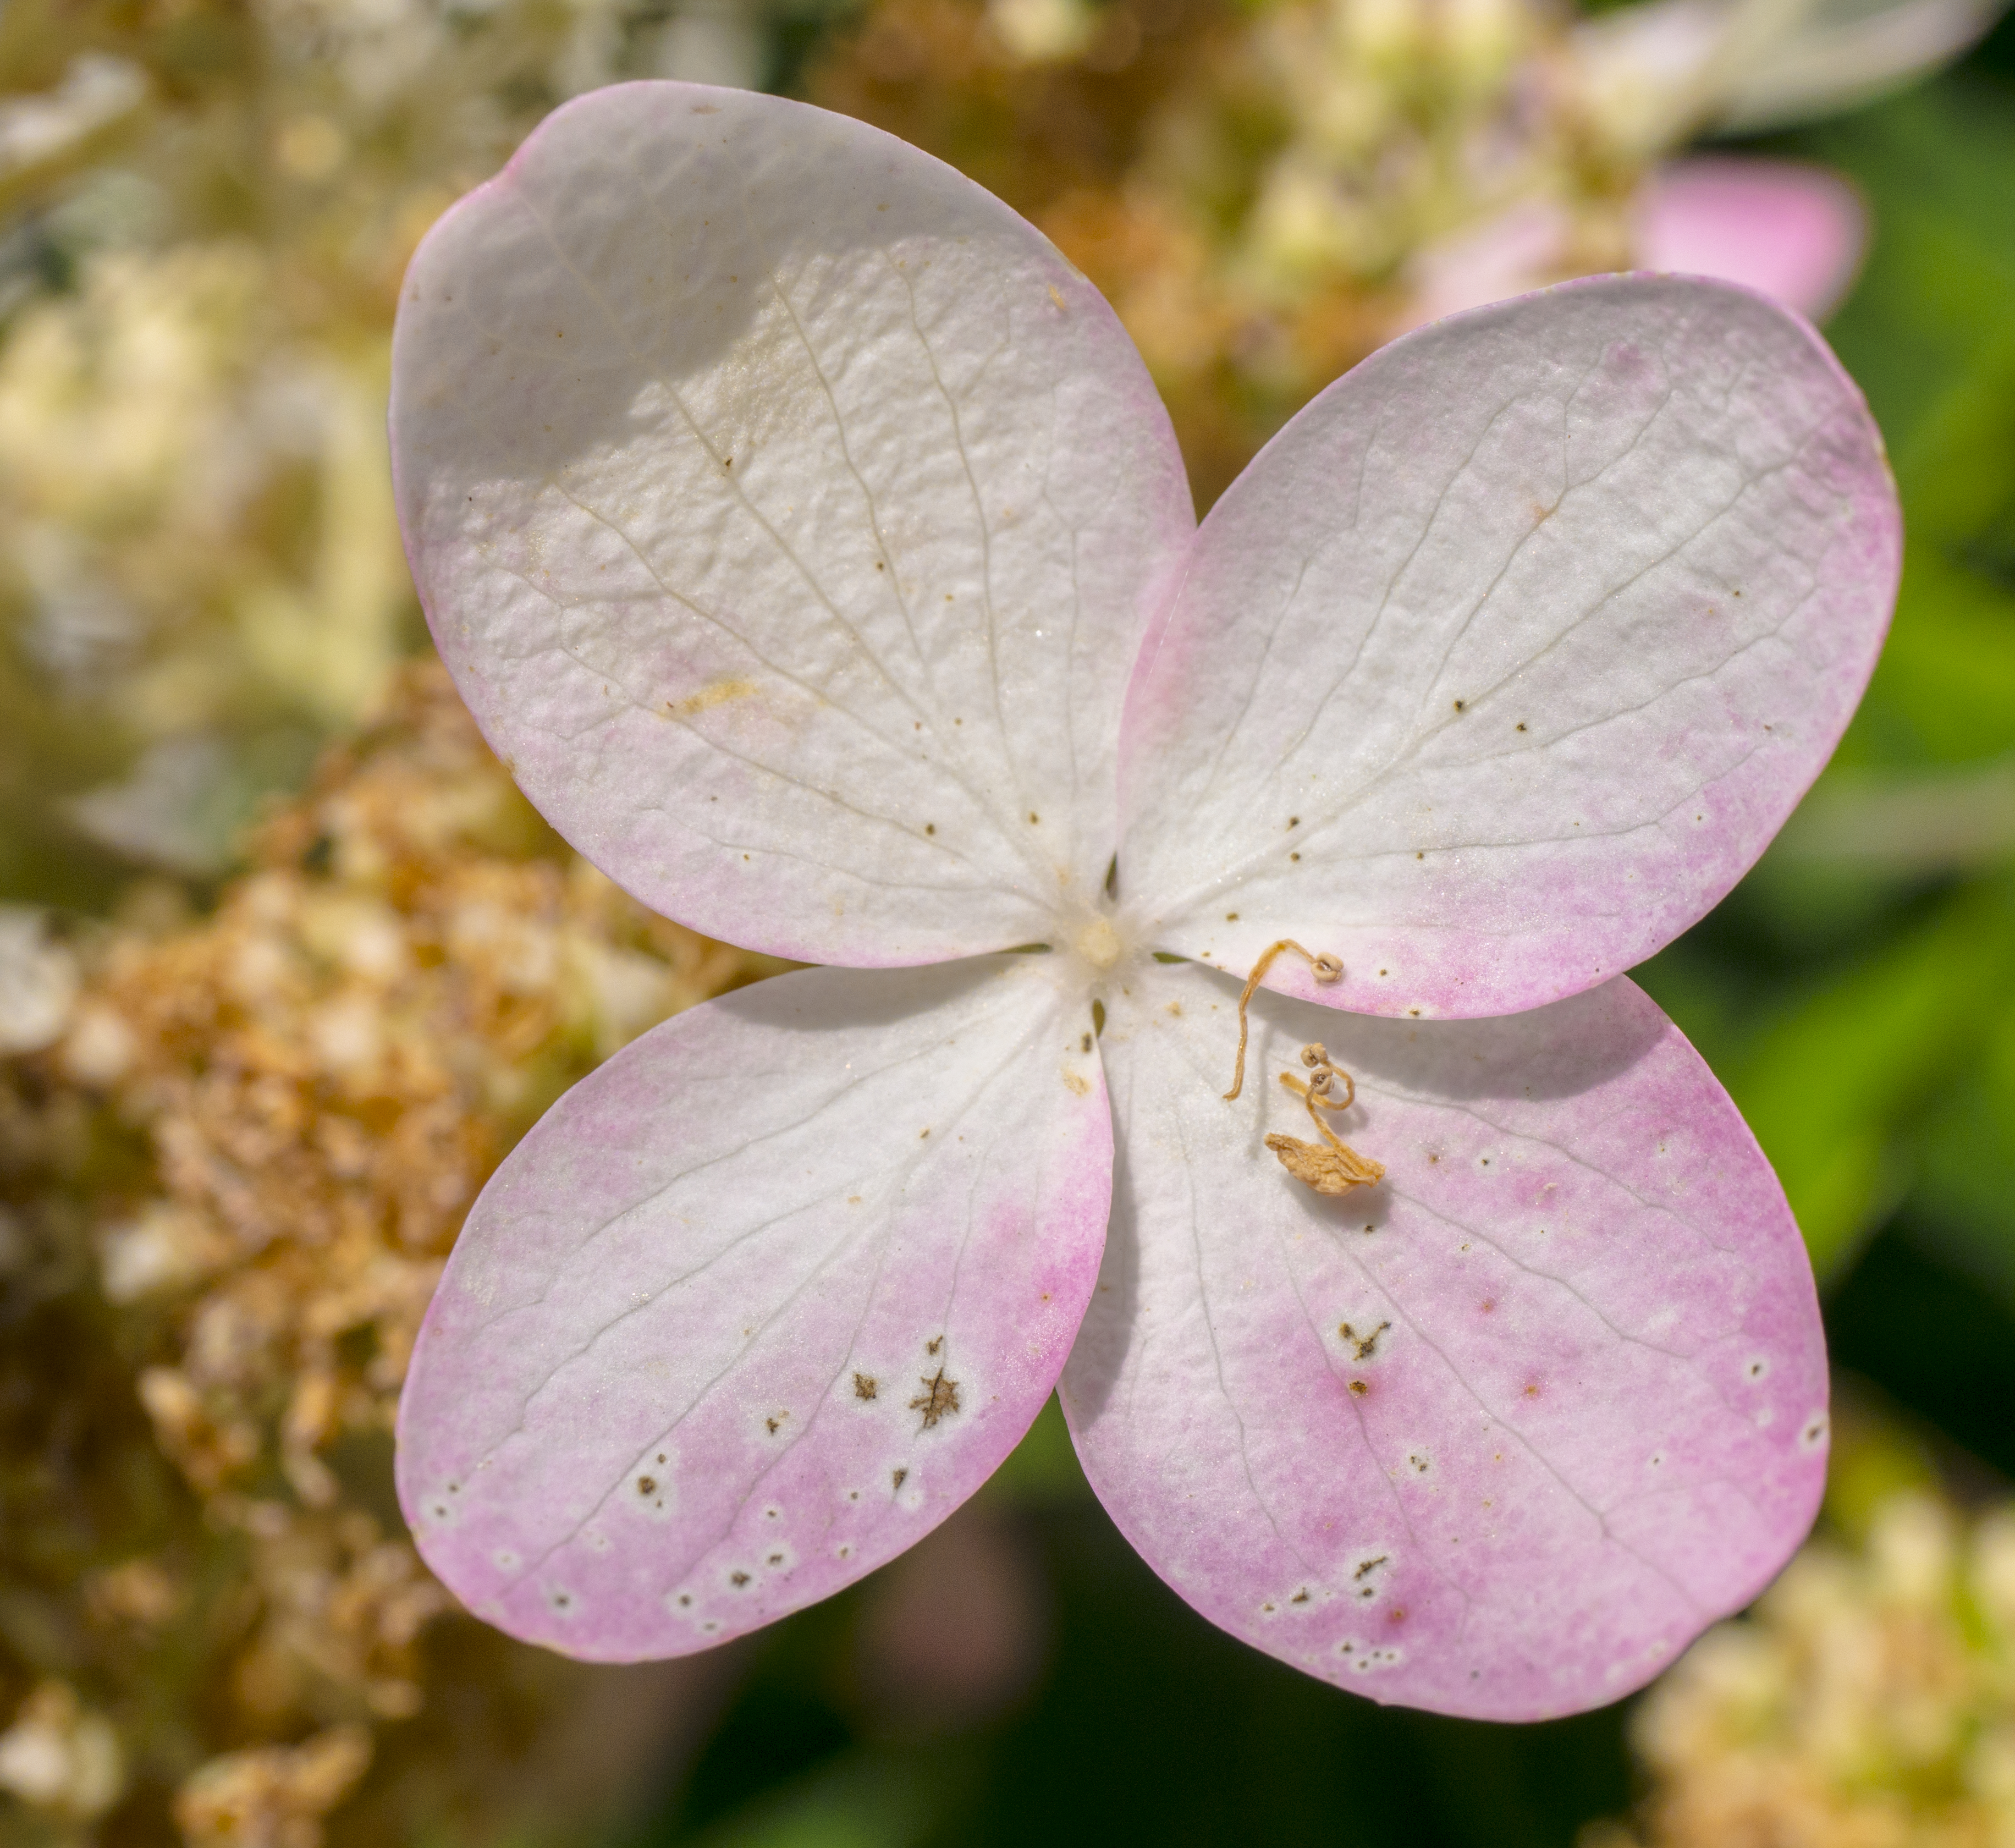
[1590,1490,2015,1848]
[0,661,774,1846]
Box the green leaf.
[1853,546,2015,766]
[1726,883,2015,1278]
[1909,988,2015,1307]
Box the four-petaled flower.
[389,81,1897,1719]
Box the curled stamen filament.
[1265,1044,1385,1197]
[1222,939,1344,1101]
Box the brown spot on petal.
[1340,1320,1390,1361]
[909,1368,961,1430]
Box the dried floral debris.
[0,662,775,1845]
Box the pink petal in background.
[1403,199,1578,331]
[1637,158,1868,322]
[1405,158,1867,331]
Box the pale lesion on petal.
[1264,1042,1386,1197]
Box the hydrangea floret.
[389,81,1898,1720]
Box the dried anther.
[1264,1043,1385,1197]
[1223,939,1344,1101]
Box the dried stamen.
[1222,940,1343,1101]
[1264,1043,1385,1197]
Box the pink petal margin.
[397,957,1110,1657]
[1117,276,1900,1023]
[1064,965,1827,1720]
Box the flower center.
[1073,915,1122,971]
[1053,904,1141,1001]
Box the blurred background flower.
[3,0,2014,1839]
[1587,1409,2015,1848]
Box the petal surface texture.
[392,81,1192,965]
[1118,276,1898,1019]
[1062,962,1826,1720]
[396,957,1110,1658]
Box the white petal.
[1116,276,1898,1019]
[397,955,1109,1656]
[392,82,1192,964]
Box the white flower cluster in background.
[0,0,774,893]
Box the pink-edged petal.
[1638,160,1867,322]
[1116,276,1898,1020]
[395,956,1109,1658]
[1062,961,1825,1720]
[392,82,1192,966]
